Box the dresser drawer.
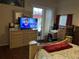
[10,31,23,35]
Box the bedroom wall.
[0,0,57,46]
[25,0,57,26]
[0,4,32,46]
[56,0,79,26]
[31,0,56,8]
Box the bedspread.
[34,43,79,59]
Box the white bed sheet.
[34,43,79,59]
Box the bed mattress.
[34,43,79,59]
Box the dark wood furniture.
[72,26,79,45]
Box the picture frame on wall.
[0,0,25,7]
[15,0,25,7]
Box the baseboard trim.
[0,43,8,46]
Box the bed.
[34,40,79,59]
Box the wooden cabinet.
[9,30,37,48]
[72,27,79,45]
[29,44,40,59]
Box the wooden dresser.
[72,26,79,45]
[9,30,37,48]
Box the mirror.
[12,11,24,23]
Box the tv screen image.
[19,17,30,29]
[19,17,37,30]
[28,18,37,29]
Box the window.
[33,7,43,32]
[33,7,54,39]
[59,15,67,26]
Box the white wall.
[32,0,56,8]
[0,4,33,46]
[24,0,57,14]
[56,0,79,26]
[0,0,57,45]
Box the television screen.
[28,18,37,29]
[19,17,37,29]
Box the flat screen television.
[19,17,37,30]
[28,18,37,29]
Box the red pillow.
[42,41,72,52]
